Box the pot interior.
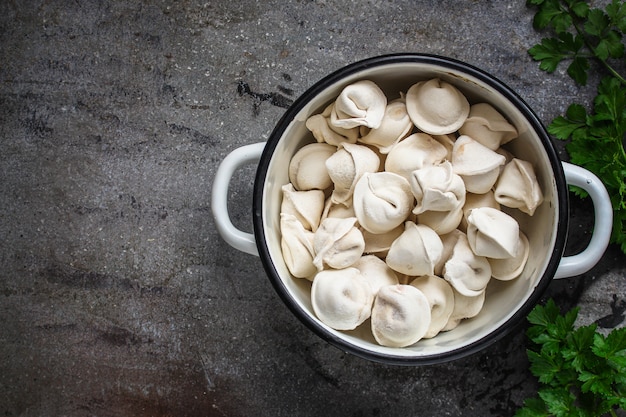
[257,56,565,362]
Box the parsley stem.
[603,63,626,86]
[563,2,626,86]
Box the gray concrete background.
[1,1,624,416]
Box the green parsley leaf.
[606,0,626,33]
[584,8,610,37]
[547,104,586,139]
[533,0,572,33]
[538,387,577,417]
[568,0,590,19]
[596,30,625,60]
[566,55,590,85]
[529,33,585,76]
[516,299,626,416]
[543,74,626,252]
[515,397,551,417]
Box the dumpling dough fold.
[442,289,486,331]
[386,222,443,276]
[361,225,404,256]
[326,142,380,206]
[410,161,466,214]
[330,80,387,129]
[281,184,325,232]
[306,103,360,147]
[358,98,413,153]
[489,231,530,281]
[353,171,413,234]
[416,207,464,236]
[385,133,448,180]
[494,158,544,216]
[443,232,491,297]
[353,255,399,295]
[451,135,506,194]
[313,217,365,271]
[409,275,454,339]
[321,197,356,223]
[459,103,517,150]
[466,207,520,259]
[460,191,501,232]
[280,213,316,279]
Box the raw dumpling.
[385,133,448,180]
[443,232,491,297]
[370,284,431,347]
[451,135,506,194]
[353,255,399,295]
[358,98,413,153]
[330,80,387,129]
[281,184,325,231]
[289,142,336,191]
[410,161,466,214]
[459,103,517,150]
[306,103,359,147]
[409,275,455,339]
[311,268,374,330]
[494,158,544,216]
[386,222,443,276]
[441,288,486,331]
[313,217,365,271]
[416,206,464,236]
[353,171,413,234]
[466,207,520,259]
[405,78,470,135]
[326,142,380,206]
[489,231,530,281]
[280,213,316,279]
[434,229,466,276]
[432,133,455,161]
[361,224,404,256]
[321,197,356,222]
[459,191,501,232]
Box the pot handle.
[554,162,613,279]
[211,142,266,257]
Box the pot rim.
[252,53,569,365]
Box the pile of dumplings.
[280,78,544,348]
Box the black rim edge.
[252,53,569,365]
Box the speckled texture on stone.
[1,1,624,416]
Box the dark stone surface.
[1,1,624,416]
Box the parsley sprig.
[515,299,626,417]
[527,0,626,254]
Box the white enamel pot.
[212,54,613,365]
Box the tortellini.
[386,222,443,277]
[313,217,365,271]
[452,135,506,194]
[330,80,387,129]
[326,142,380,206]
[459,103,518,150]
[409,275,454,339]
[311,268,373,331]
[405,78,470,135]
[279,78,545,347]
[358,98,413,153]
[288,142,336,191]
[494,158,544,216]
[353,171,413,234]
[371,284,431,347]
